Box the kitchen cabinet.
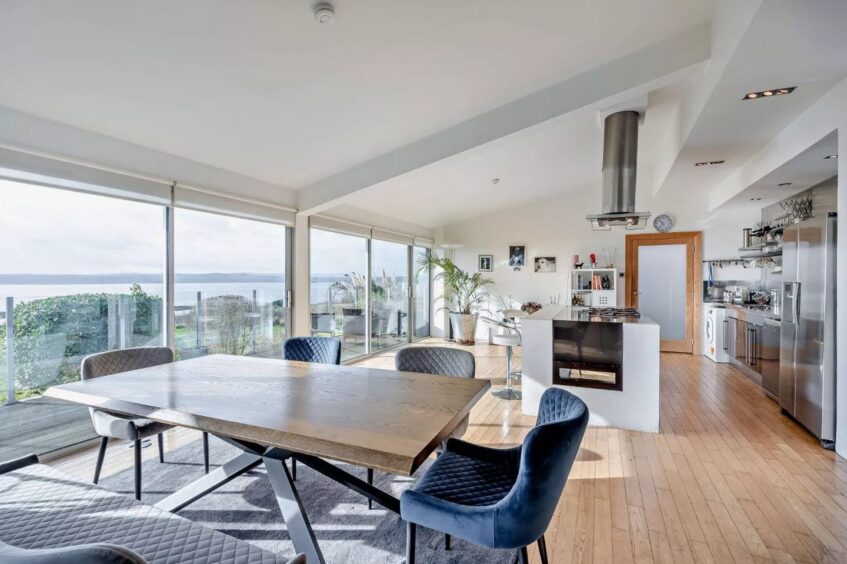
[727,310,763,385]
[760,319,780,399]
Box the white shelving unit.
[569,268,618,308]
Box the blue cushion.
[282,337,342,365]
[401,387,588,549]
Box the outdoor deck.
[0,397,96,461]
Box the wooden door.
[625,231,702,353]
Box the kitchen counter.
[521,306,660,432]
[703,301,781,322]
[524,305,655,324]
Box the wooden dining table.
[45,354,490,564]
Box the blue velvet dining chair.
[401,387,589,563]
[282,336,342,480]
[282,336,342,365]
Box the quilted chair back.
[497,387,589,548]
[395,346,475,379]
[282,336,342,365]
[81,347,174,380]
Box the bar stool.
[482,316,522,400]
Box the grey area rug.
[100,436,518,563]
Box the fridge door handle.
[723,319,728,351]
[793,283,801,325]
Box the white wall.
[441,180,760,335]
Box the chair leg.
[445,533,451,550]
[406,522,416,564]
[517,545,529,564]
[157,433,164,463]
[93,437,108,484]
[291,458,297,481]
[537,534,549,564]
[133,439,142,501]
[202,432,210,474]
[367,468,374,509]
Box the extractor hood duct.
[586,110,651,230]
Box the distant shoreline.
[0,273,370,284]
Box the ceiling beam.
[297,23,711,214]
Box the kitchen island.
[521,306,660,432]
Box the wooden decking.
[0,397,96,461]
[50,340,847,563]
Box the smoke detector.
[314,3,335,24]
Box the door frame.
[625,231,702,353]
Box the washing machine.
[702,304,729,363]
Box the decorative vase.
[450,312,479,345]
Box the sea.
[0,281,341,314]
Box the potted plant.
[419,255,493,345]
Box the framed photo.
[508,245,526,270]
[534,256,557,273]
[478,254,493,272]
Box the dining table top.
[45,354,490,476]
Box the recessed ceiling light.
[694,160,726,167]
[491,178,500,184]
[743,86,796,100]
[823,154,838,159]
[778,182,792,187]
[750,197,762,201]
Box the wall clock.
[653,214,673,232]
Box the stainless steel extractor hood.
[586,110,651,230]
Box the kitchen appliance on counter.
[779,213,837,448]
[702,304,729,363]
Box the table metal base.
[492,387,522,400]
[153,438,402,564]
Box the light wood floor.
[50,340,847,563]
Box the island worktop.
[520,306,660,432]
[522,305,655,323]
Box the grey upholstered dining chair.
[0,541,146,564]
[81,347,210,500]
[282,336,343,482]
[391,346,476,517]
[395,346,476,442]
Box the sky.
[0,178,285,275]
[0,179,410,276]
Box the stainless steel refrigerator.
[779,212,837,448]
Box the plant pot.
[450,312,479,345]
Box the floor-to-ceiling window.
[0,178,165,459]
[413,246,431,339]
[370,240,409,352]
[174,209,287,360]
[309,228,370,361]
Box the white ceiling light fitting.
[823,154,838,160]
[313,3,335,24]
[694,160,725,167]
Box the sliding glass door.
[370,240,409,352]
[309,228,369,361]
[0,179,165,458]
[309,228,431,359]
[413,246,431,339]
[174,209,287,360]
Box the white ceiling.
[654,0,847,197]
[721,132,838,210]
[335,0,847,227]
[0,0,712,189]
